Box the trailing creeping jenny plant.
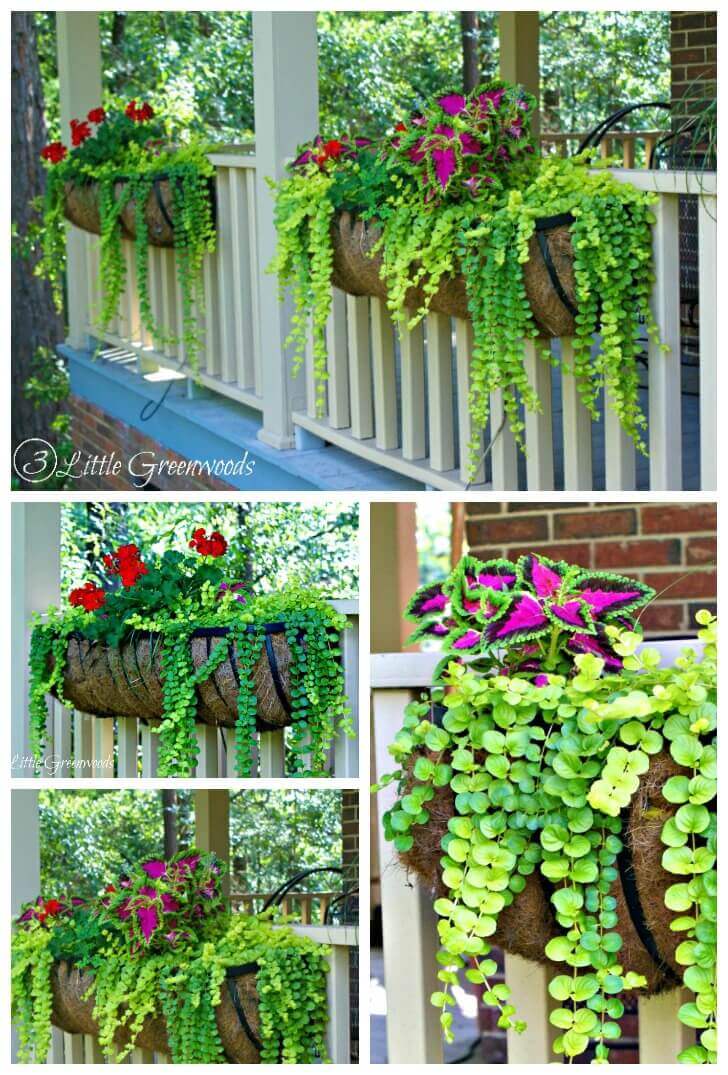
[375,554,716,1063]
[39,102,215,370]
[271,81,664,476]
[28,530,352,777]
[12,849,330,1063]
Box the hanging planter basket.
[50,958,262,1063]
[50,623,299,731]
[330,209,578,338]
[62,174,216,248]
[398,743,687,995]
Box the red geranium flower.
[87,107,106,124]
[70,118,92,147]
[125,99,154,123]
[104,544,149,588]
[189,528,228,557]
[40,141,67,164]
[69,582,106,612]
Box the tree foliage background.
[35,10,669,143]
[60,500,359,597]
[38,789,342,899]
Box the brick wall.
[68,395,236,491]
[670,10,717,120]
[465,501,717,636]
[341,790,359,1062]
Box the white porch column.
[195,790,230,896]
[56,12,103,348]
[11,503,61,774]
[499,12,540,137]
[11,791,42,1060]
[253,12,319,449]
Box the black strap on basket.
[225,962,264,1052]
[533,212,578,319]
[617,806,682,986]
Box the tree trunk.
[162,791,179,858]
[11,13,65,473]
[460,12,481,92]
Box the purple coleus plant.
[389,79,537,203]
[405,553,655,679]
[98,848,226,953]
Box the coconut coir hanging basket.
[51,622,300,731]
[63,174,216,248]
[330,209,578,338]
[51,958,262,1062]
[398,742,688,996]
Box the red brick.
[594,538,681,568]
[686,536,717,566]
[467,514,548,546]
[643,570,717,600]
[673,13,713,30]
[506,502,580,513]
[464,503,507,518]
[641,503,716,533]
[686,29,717,46]
[672,47,707,64]
[554,509,637,539]
[502,542,592,566]
[640,603,686,632]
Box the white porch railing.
[540,129,666,167]
[31,599,359,779]
[72,161,716,493]
[371,640,702,1064]
[45,923,358,1065]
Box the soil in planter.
[50,959,261,1062]
[53,629,294,730]
[330,210,577,338]
[397,749,687,995]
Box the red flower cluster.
[189,528,227,557]
[40,141,67,164]
[68,582,106,612]
[292,135,372,172]
[103,544,149,588]
[70,118,92,147]
[87,107,106,125]
[125,99,154,123]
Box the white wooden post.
[194,790,230,897]
[373,688,443,1063]
[326,942,351,1062]
[698,195,717,489]
[56,13,103,348]
[12,791,41,1060]
[11,503,61,775]
[253,12,319,449]
[499,12,540,137]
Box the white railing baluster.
[214,168,237,382]
[426,313,455,472]
[371,299,399,450]
[561,341,593,490]
[161,249,179,360]
[698,195,717,489]
[326,288,350,428]
[399,320,426,461]
[454,318,484,485]
[638,990,694,1062]
[504,955,555,1061]
[305,321,319,418]
[117,717,139,778]
[489,387,519,490]
[259,730,286,777]
[84,1035,104,1062]
[604,385,637,490]
[147,247,165,354]
[63,1033,85,1063]
[648,192,682,489]
[523,339,554,490]
[52,700,72,780]
[73,711,94,780]
[140,724,158,777]
[325,943,351,1063]
[245,168,263,395]
[347,295,374,439]
[195,726,219,778]
[229,165,256,389]
[93,717,115,779]
[202,252,220,376]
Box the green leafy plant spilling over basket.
[374,553,716,1063]
[11,849,330,1063]
[28,531,353,777]
[271,81,665,478]
[39,102,215,371]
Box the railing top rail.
[371,636,703,688]
[542,129,666,140]
[330,597,359,615]
[603,166,717,195]
[207,149,256,169]
[290,923,358,946]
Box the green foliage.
[28,536,352,778]
[376,606,717,1064]
[20,347,74,491]
[12,853,330,1064]
[271,87,663,477]
[38,106,215,371]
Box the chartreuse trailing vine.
[271,81,665,477]
[374,553,716,1063]
[12,850,330,1064]
[28,531,353,778]
[39,101,215,371]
